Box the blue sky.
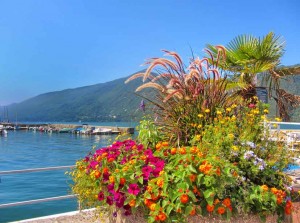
[0,0,299,105]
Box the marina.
[0,122,135,135]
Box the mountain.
[2,70,300,123]
[4,73,149,122]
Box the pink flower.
[142,166,153,180]
[128,184,140,196]
[248,103,256,108]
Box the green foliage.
[137,117,164,147]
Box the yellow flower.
[226,107,232,112]
[253,109,260,114]
[275,117,282,122]
[263,109,269,114]
[198,114,204,118]
[261,185,269,192]
[232,145,238,151]
[231,104,237,109]
[228,134,234,139]
[157,178,164,188]
[197,124,202,128]
[129,159,136,165]
[231,115,236,121]
[216,110,222,115]
[204,109,210,113]
[195,135,201,141]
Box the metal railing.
[0,165,76,209]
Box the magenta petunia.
[128,183,140,196]
[98,192,105,201]
[142,166,153,180]
[144,149,153,158]
[106,196,114,205]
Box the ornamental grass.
[69,46,297,223]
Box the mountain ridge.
[2,71,300,122]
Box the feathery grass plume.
[135,82,165,92]
[125,72,154,84]
[126,46,238,144]
[143,58,179,82]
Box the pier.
[0,122,135,135]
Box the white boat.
[0,126,8,137]
[92,127,112,135]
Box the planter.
[113,210,291,223]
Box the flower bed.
[69,47,298,223]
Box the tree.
[207,32,300,121]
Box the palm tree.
[207,32,300,121]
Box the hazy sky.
[0,0,299,105]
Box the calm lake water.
[0,122,136,223]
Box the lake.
[0,122,136,223]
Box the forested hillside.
[2,71,300,123]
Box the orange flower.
[150,203,156,211]
[189,174,196,182]
[193,186,200,195]
[129,199,136,207]
[144,199,151,206]
[120,177,126,185]
[108,157,115,162]
[151,193,160,201]
[271,187,278,195]
[140,155,147,161]
[158,212,167,221]
[156,143,162,150]
[157,178,164,188]
[277,197,283,205]
[197,152,204,158]
[206,204,214,212]
[170,148,177,155]
[222,198,231,208]
[214,199,220,205]
[190,208,196,216]
[190,146,199,154]
[102,167,109,173]
[285,200,292,215]
[215,167,221,176]
[199,161,212,174]
[109,176,115,184]
[96,156,102,162]
[261,185,268,192]
[146,186,152,192]
[179,147,186,155]
[94,170,101,179]
[162,142,169,147]
[217,206,226,215]
[180,194,189,204]
[102,152,108,158]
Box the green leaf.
[185,205,193,215]
[138,176,143,184]
[188,165,197,173]
[203,190,214,205]
[166,205,173,215]
[162,200,168,208]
